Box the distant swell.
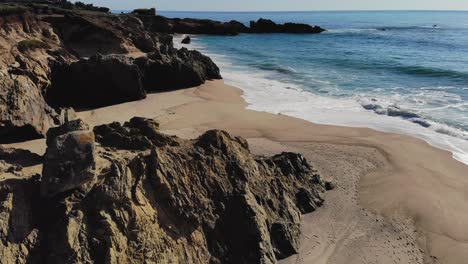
[249,62,298,75]
[323,57,468,80]
[395,65,468,79]
[377,26,441,31]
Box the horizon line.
[154,9,468,13]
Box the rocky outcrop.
[47,54,147,108]
[250,18,326,34]
[0,3,221,142]
[138,15,250,36]
[138,16,325,35]
[140,16,325,35]
[136,49,221,92]
[46,49,221,108]
[0,118,328,263]
[41,119,96,196]
[0,10,73,143]
[93,117,180,150]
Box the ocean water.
[161,11,468,164]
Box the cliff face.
[0,118,327,264]
[0,4,221,143]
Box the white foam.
[180,39,468,165]
[227,70,468,164]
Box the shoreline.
[5,80,467,263]
[177,34,468,166]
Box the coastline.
[7,80,467,263]
[175,34,468,166]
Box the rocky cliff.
[0,3,221,142]
[0,117,328,264]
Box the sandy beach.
[6,80,468,263]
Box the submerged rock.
[0,117,329,263]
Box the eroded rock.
[41,120,96,197]
[0,6,222,142]
[250,18,326,33]
[47,54,147,108]
[0,118,329,263]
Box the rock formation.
[138,16,325,35]
[47,54,147,108]
[250,18,326,34]
[0,3,221,142]
[0,118,328,263]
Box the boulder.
[136,49,221,92]
[41,120,96,197]
[182,36,191,44]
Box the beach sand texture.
[7,80,467,264]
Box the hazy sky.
[78,0,468,11]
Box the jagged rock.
[0,6,222,142]
[182,36,191,44]
[270,221,301,259]
[47,54,147,108]
[0,54,63,143]
[136,49,221,92]
[0,118,329,263]
[41,120,96,197]
[139,16,250,35]
[0,175,41,264]
[139,16,324,35]
[46,118,89,146]
[94,117,180,150]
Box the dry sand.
[5,80,468,264]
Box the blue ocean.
[161,11,468,163]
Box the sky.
[77,0,468,11]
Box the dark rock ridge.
[0,3,221,142]
[138,15,325,35]
[250,18,326,34]
[0,117,328,263]
[47,54,146,108]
